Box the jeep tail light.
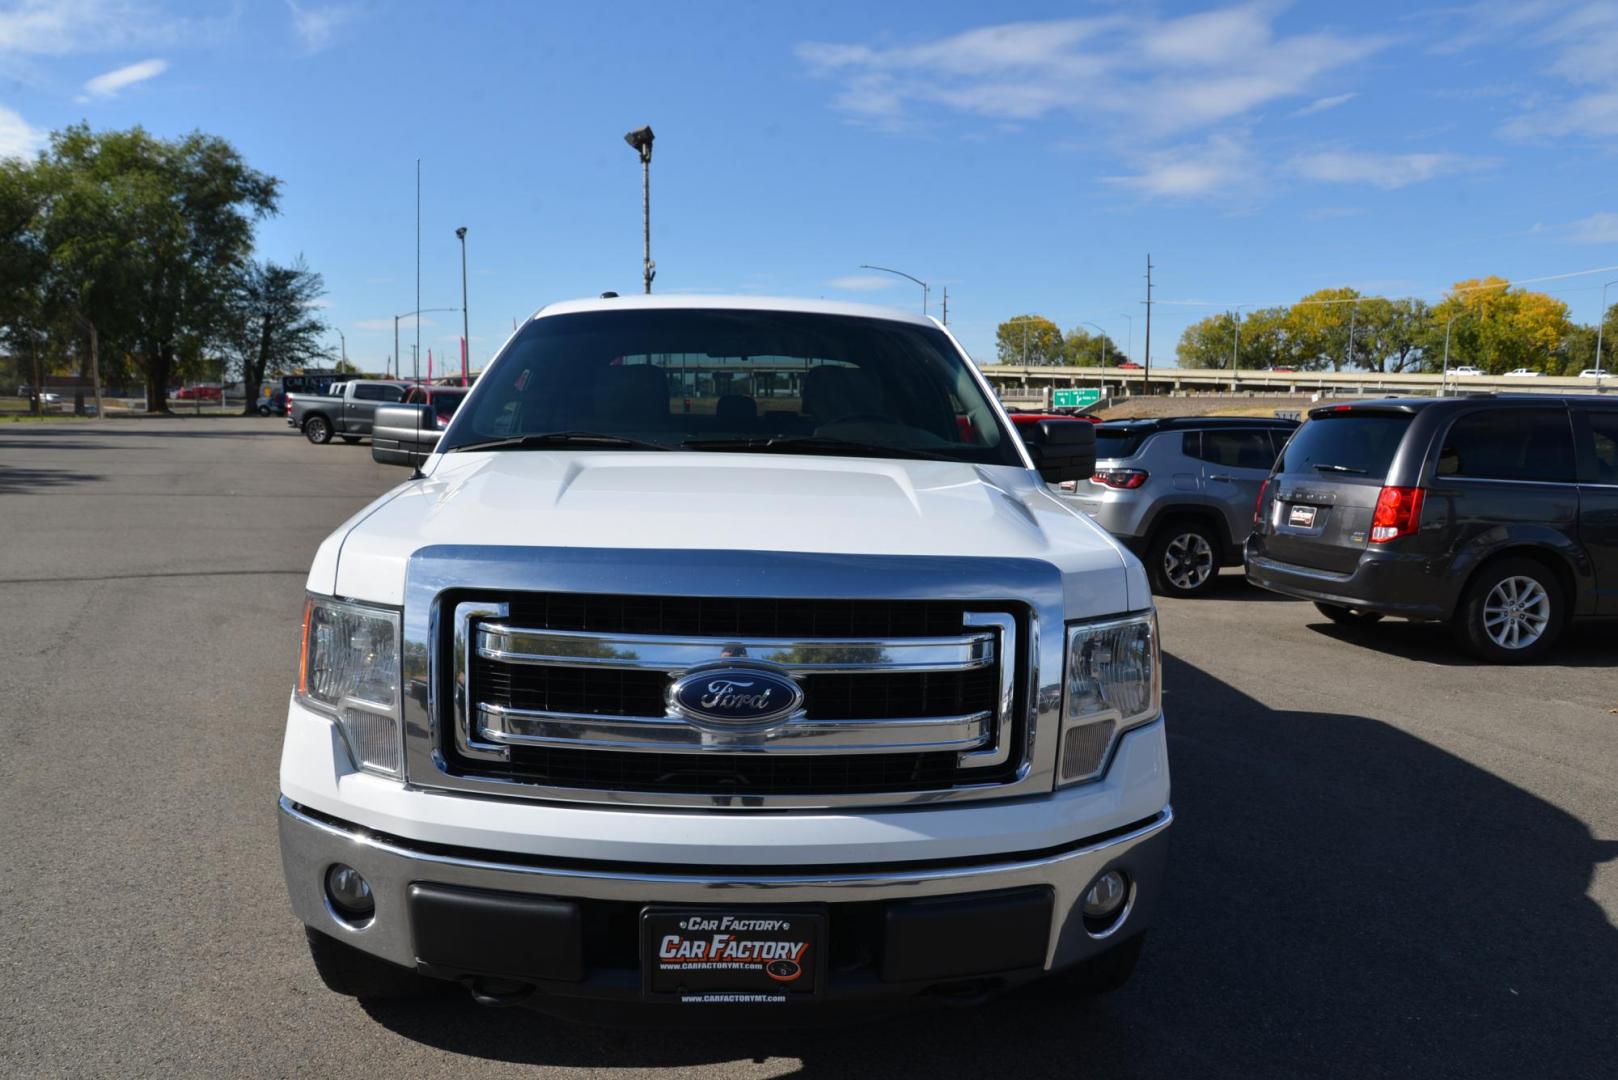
[1254,478,1269,525]
[1370,486,1425,543]
[1092,468,1148,489]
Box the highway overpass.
[979,364,1615,404]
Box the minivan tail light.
[1370,486,1425,543]
[1092,469,1148,489]
[1254,478,1270,525]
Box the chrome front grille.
[438,594,1023,801]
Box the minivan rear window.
[1277,413,1412,478]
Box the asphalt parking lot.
[2,417,1615,1079]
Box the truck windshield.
[438,308,1020,466]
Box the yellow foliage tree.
[1431,277,1571,374]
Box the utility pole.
[456,226,470,385]
[415,158,421,385]
[1142,253,1154,393]
[624,127,655,293]
[941,286,948,326]
[1346,298,1358,371]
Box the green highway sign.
[1051,388,1102,409]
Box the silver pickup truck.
[289,380,410,444]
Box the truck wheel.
[304,928,437,999]
[1146,522,1220,597]
[304,416,332,444]
[1451,557,1564,664]
[1026,933,1145,1000]
[1313,602,1384,625]
[340,435,361,444]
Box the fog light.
[325,864,374,921]
[1083,870,1128,919]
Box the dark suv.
[1246,396,1618,662]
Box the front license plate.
[1288,504,1318,528]
[642,909,822,1003]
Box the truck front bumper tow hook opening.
[463,976,538,1008]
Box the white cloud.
[797,6,1385,137]
[1105,132,1255,200]
[1290,92,1356,117]
[0,105,45,159]
[1564,212,1618,244]
[1290,149,1482,188]
[0,0,214,56]
[286,1,357,53]
[826,274,896,290]
[76,57,166,101]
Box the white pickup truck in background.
[278,295,1170,1022]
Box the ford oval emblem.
[667,662,805,731]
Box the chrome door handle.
[1208,473,1235,481]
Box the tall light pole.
[1118,313,1133,364]
[456,226,470,385]
[1596,278,1617,377]
[859,264,929,316]
[337,329,347,371]
[1080,321,1109,367]
[395,307,458,385]
[1228,304,1253,373]
[624,126,655,293]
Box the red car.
[1117,361,1142,370]
[174,384,222,401]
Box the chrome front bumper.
[279,796,1172,999]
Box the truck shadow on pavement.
[0,465,102,492]
[361,653,1618,1079]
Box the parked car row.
[1060,396,1618,663]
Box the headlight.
[297,596,403,777]
[1058,611,1160,786]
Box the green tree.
[42,125,279,411]
[1286,287,1360,371]
[225,258,331,414]
[1176,312,1239,369]
[1354,298,1432,373]
[995,315,1063,365]
[1431,277,1572,375]
[1062,327,1120,366]
[0,156,54,411]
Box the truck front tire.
[304,416,332,445]
[303,928,437,999]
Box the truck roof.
[532,293,939,328]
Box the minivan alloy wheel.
[1482,576,1550,650]
[1163,532,1215,591]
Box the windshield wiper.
[1312,462,1368,475]
[448,431,673,453]
[682,435,953,461]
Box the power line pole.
[941,286,948,326]
[1142,253,1154,394]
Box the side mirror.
[1020,418,1096,485]
[372,404,439,468]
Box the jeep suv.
[1060,417,1298,597]
[1246,396,1618,662]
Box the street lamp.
[1596,278,1618,378]
[859,264,929,316]
[456,227,470,386]
[1228,304,1254,373]
[624,126,655,294]
[1079,321,1109,367]
[395,307,459,385]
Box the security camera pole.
[624,126,656,293]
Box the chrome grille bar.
[477,703,994,755]
[476,625,996,674]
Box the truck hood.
[313,451,1143,610]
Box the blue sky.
[3,0,1618,371]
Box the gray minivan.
[1246,396,1618,662]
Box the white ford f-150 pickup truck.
[279,294,1171,1021]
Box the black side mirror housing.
[372,404,440,468]
[1020,418,1096,485]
